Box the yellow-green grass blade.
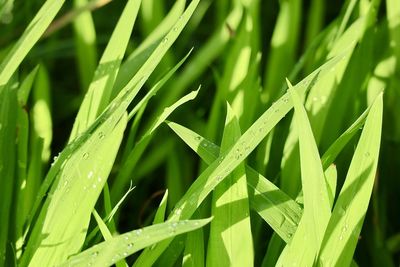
[166,121,301,243]
[21,114,128,266]
[262,0,302,105]
[114,0,186,93]
[58,218,212,267]
[92,210,128,267]
[280,17,364,198]
[277,83,330,267]
[119,49,193,165]
[0,80,18,266]
[112,88,199,199]
[85,183,135,246]
[72,0,98,91]
[182,211,205,267]
[31,65,52,163]
[69,0,141,141]
[206,104,253,266]
[318,93,383,266]
[154,3,244,115]
[15,67,39,251]
[0,0,65,87]
[153,190,169,224]
[120,50,350,267]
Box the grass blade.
[59,218,212,267]
[318,93,383,266]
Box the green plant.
[0,0,399,266]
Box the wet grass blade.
[58,218,212,267]
[166,121,301,243]
[0,0,65,86]
[318,93,383,266]
[206,104,253,266]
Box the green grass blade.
[21,114,128,266]
[206,104,253,266]
[133,51,350,266]
[72,0,98,91]
[0,0,65,86]
[318,93,383,266]
[277,82,331,267]
[113,88,199,199]
[0,80,18,266]
[69,0,141,141]
[153,190,169,224]
[58,218,212,267]
[166,121,301,243]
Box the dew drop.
[97,177,102,182]
[162,37,168,43]
[312,96,319,102]
[87,171,93,179]
[171,222,178,228]
[124,236,129,240]
[175,208,182,216]
[287,233,293,238]
[83,153,89,160]
[339,235,343,240]
[283,98,289,103]
[364,152,370,157]
[91,251,99,257]
[123,252,128,256]
[173,27,179,32]
[135,229,143,236]
[195,136,201,141]
[98,132,105,139]
[127,243,133,248]
[179,15,184,20]
[92,184,97,189]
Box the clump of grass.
[0,0,399,266]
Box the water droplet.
[195,136,201,141]
[123,252,128,256]
[91,251,99,257]
[135,229,142,236]
[179,15,184,20]
[217,175,223,182]
[342,225,348,232]
[92,184,97,189]
[283,98,289,103]
[171,222,178,228]
[173,27,179,32]
[175,208,182,216]
[97,177,102,182]
[287,233,293,238]
[124,236,129,240]
[278,215,286,227]
[83,153,89,160]
[364,152,370,157]
[339,234,343,240]
[87,171,93,179]
[162,37,168,43]
[98,132,105,139]
[274,108,280,113]
[313,96,319,102]
[127,243,133,248]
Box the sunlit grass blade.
[58,218,212,267]
[72,0,98,91]
[277,82,330,266]
[20,114,128,266]
[114,0,186,92]
[318,93,383,266]
[92,210,128,267]
[153,190,169,224]
[133,51,350,266]
[0,0,65,86]
[166,121,301,242]
[69,0,141,141]
[112,88,199,199]
[206,104,253,266]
